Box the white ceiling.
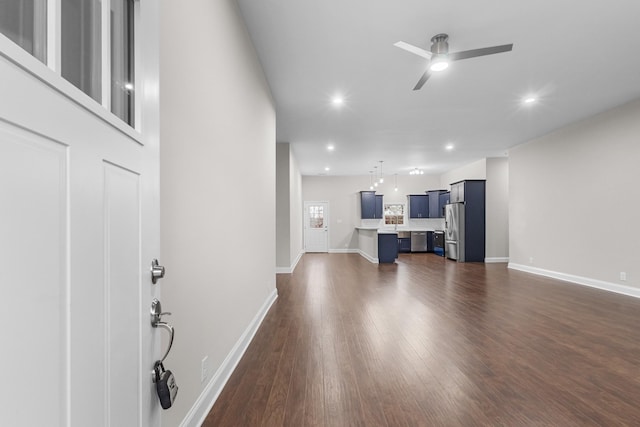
[236,0,640,176]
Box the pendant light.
[394,173,398,192]
[373,166,378,187]
[379,160,384,183]
[369,171,374,190]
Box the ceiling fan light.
[430,58,449,72]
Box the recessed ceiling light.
[124,82,134,90]
[324,166,330,171]
[332,96,344,106]
[523,96,537,104]
[327,144,335,151]
[445,144,454,151]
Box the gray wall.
[509,98,640,289]
[276,144,291,268]
[439,158,486,188]
[276,143,303,271]
[159,0,276,425]
[486,157,509,261]
[289,148,303,265]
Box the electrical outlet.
[620,272,627,281]
[201,356,209,383]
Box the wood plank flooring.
[203,253,640,426]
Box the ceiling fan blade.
[449,44,513,61]
[413,70,431,90]
[394,41,432,59]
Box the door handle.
[151,299,175,363]
[151,259,165,284]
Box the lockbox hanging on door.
[154,361,178,409]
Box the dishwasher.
[410,231,428,252]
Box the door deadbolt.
[151,259,165,284]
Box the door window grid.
[0,0,137,128]
[308,206,324,229]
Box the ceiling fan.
[394,34,513,90]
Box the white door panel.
[104,162,141,426]
[304,201,329,253]
[0,126,69,426]
[0,4,161,423]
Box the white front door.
[0,2,161,426]
[304,201,329,253]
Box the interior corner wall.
[276,143,291,268]
[288,149,303,264]
[509,98,640,289]
[485,157,509,260]
[159,0,276,426]
[276,143,303,271]
[439,158,486,189]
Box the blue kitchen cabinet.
[360,191,383,219]
[438,192,450,217]
[378,233,398,263]
[427,190,449,218]
[398,237,411,253]
[408,194,429,218]
[375,195,383,218]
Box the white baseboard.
[508,263,640,299]
[485,257,509,263]
[180,288,278,427]
[328,248,359,254]
[357,250,379,264]
[275,251,305,274]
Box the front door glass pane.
[111,0,135,126]
[61,0,102,102]
[0,0,47,63]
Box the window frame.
[384,203,405,226]
[0,0,142,142]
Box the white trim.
[485,257,509,263]
[275,250,305,274]
[0,34,142,144]
[179,288,278,427]
[358,250,379,264]
[328,248,359,254]
[508,263,640,299]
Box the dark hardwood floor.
[203,253,640,426]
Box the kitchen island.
[355,227,438,263]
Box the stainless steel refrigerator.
[444,202,465,261]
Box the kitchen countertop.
[355,227,440,234]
